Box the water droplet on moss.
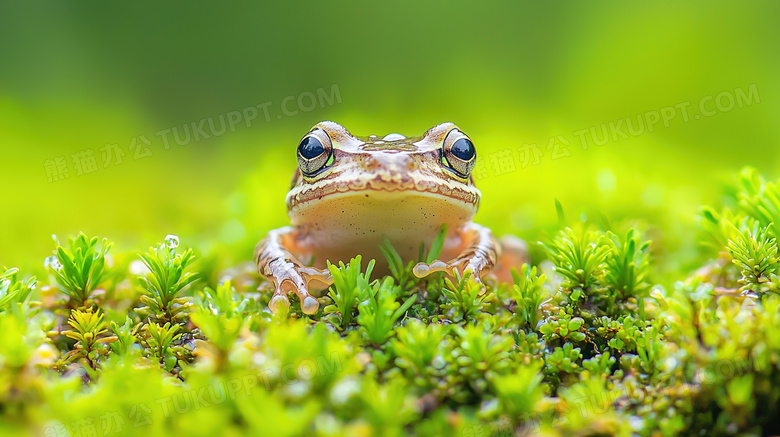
[164,234,180,249]
[44,255,61,271]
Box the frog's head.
[285,121,481,224]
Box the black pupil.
[298,137,324,159]
[451,138,475,161]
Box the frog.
[255,121,528,315]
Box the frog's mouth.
[286,177,481,213]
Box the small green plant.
[0,267,36,312]
[261,319,360,392]
[603,229,652,316]
[493,361,544,418]
[59,308,114,374]
[635,324,663,378]
[510,264,549,329]
[698,206,744,254]
[199,279,253,319]
[538,310,586,343]
[441,270,489,321]
[141,321,182,371]
[380,238,414,288]
[356,277,416,345]
[324,256,374,329]
[454,324,514,388]
[593,314,644,354]
[726,221,779,297]
[48,233,112,308]
[358,378,419,434]
[541,227,611,303]
[135,236,198,325]
[545,343,582,379]
[108,317,139,356]
[380,224,447,289]
[736,167,780,237]
[392,318,445,381]
[581,352,616,378]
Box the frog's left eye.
[442,129,476,178]
[297,128,333,175]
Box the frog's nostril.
[365,155,381,169]
[365,153,416,176]
[403,155,417,171]
[394,154,414,172]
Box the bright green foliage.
[425,224,448,264]
[554,377,633,435]
[0,267,36,312]
[635,323,663,377]
[142,322,182,371]
[581,352,616,378]
[593,314,644,354]
[260,319,361,393]
[48,233,112,308]
[698,206,745,254]
[510,264,548,329]
[0,305,47,369]
[380,224,447,289]
[441,270,489,321]
[538,309,586,343]
[325,256,374,329]
[356,277,416,345]
[6,169,780,436]
[58,308,113,373]
[493,362,544,418]
[235,388,321,437]
[199,279,253,320]
[545,342,582,376]
[604,229,652,315]
[541,226,611,302]
[379,238,416,289]
[357,378,419,436]
[136,240,198,325]
[191,280,254,359]
[453,324,514,388]
[392,319,444,382]
[736,167,780,237]
[108,317,138,356]
[726,221,780,296]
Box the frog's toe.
[301,296,319,314]
[413,258,468,279]
[269,294,290,313]
[467,266,487,285]
[264,262,332,315]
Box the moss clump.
[2,167,780,436]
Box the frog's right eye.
[297,128,333,175]
[442,129,476,178]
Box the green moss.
[2,167,780,436]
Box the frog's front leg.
[413,223,501,284]
[255,226,333,315]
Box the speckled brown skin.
[255,121,526,315]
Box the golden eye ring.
[442,129,476,178]
[297,128,333,176]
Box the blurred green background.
[1,2,778,279]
